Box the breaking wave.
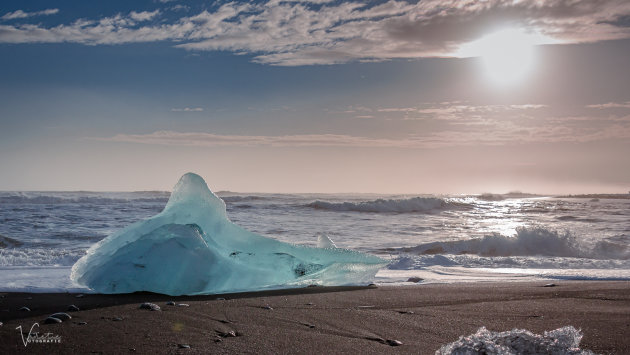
[306,197,470,213]
[398,226,630,260]
[0,192,169,204]
[0,247,84,267]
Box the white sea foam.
[398,226,630,260]
[436,326,594,355]
[0,247,84,267]
[0,266,90,293]
[306,197,470,213]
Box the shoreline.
[1,281,629,354]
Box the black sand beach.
[1,281,629,354]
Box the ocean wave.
[0,234,23,248]
[306,197,470,213]
[396,226,630,260]
[0,247,84,267]
[0,192,169,205]
[221,195,267,203]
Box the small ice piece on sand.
[67,305,80,312]
[19,307,31,312]
[386,340,403,346]
[436,326,595,355]
[71,173,386,296]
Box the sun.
[457,28,549,87]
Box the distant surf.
[306,196,471,213]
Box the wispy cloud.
[1,1,629,65]
[171,107,203,112]
[94,131,417,148]
[586,101,630,109]
[1,8,59,21]
[376,102,547,121]
[129,10,160,22]
[92,115,630,149]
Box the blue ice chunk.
[71,173,386,295]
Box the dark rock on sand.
[217,330,237,337]
[50,312,72,321]
[139,302,161,311]
[166,301,176,306]
[407,277,423,283]
[397,310,414,314]
[19,306,31,312]
[44,317,63,324]
[386,339,403,346]
[67,305,80,312]
[77,321,88,325]
[261,305,273,310]
[366,336,386,343]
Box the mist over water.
[1,190,629,290]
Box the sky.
[1,0,629,194]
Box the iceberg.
[71,173,386,295]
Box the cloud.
[586,101,630,109]
[170,5,189,12]
[94,131,419,148]
[129,10,160,22]
[376,102,547,121]
[1,8,59,20]
[1,1,630,65]
[93,114,630,149]
[171,107,203,112]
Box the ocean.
[1,191,629,292]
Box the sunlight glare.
[457,28,551,87]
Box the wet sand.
[1,281,629,354]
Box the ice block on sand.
[71,173,386,295]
